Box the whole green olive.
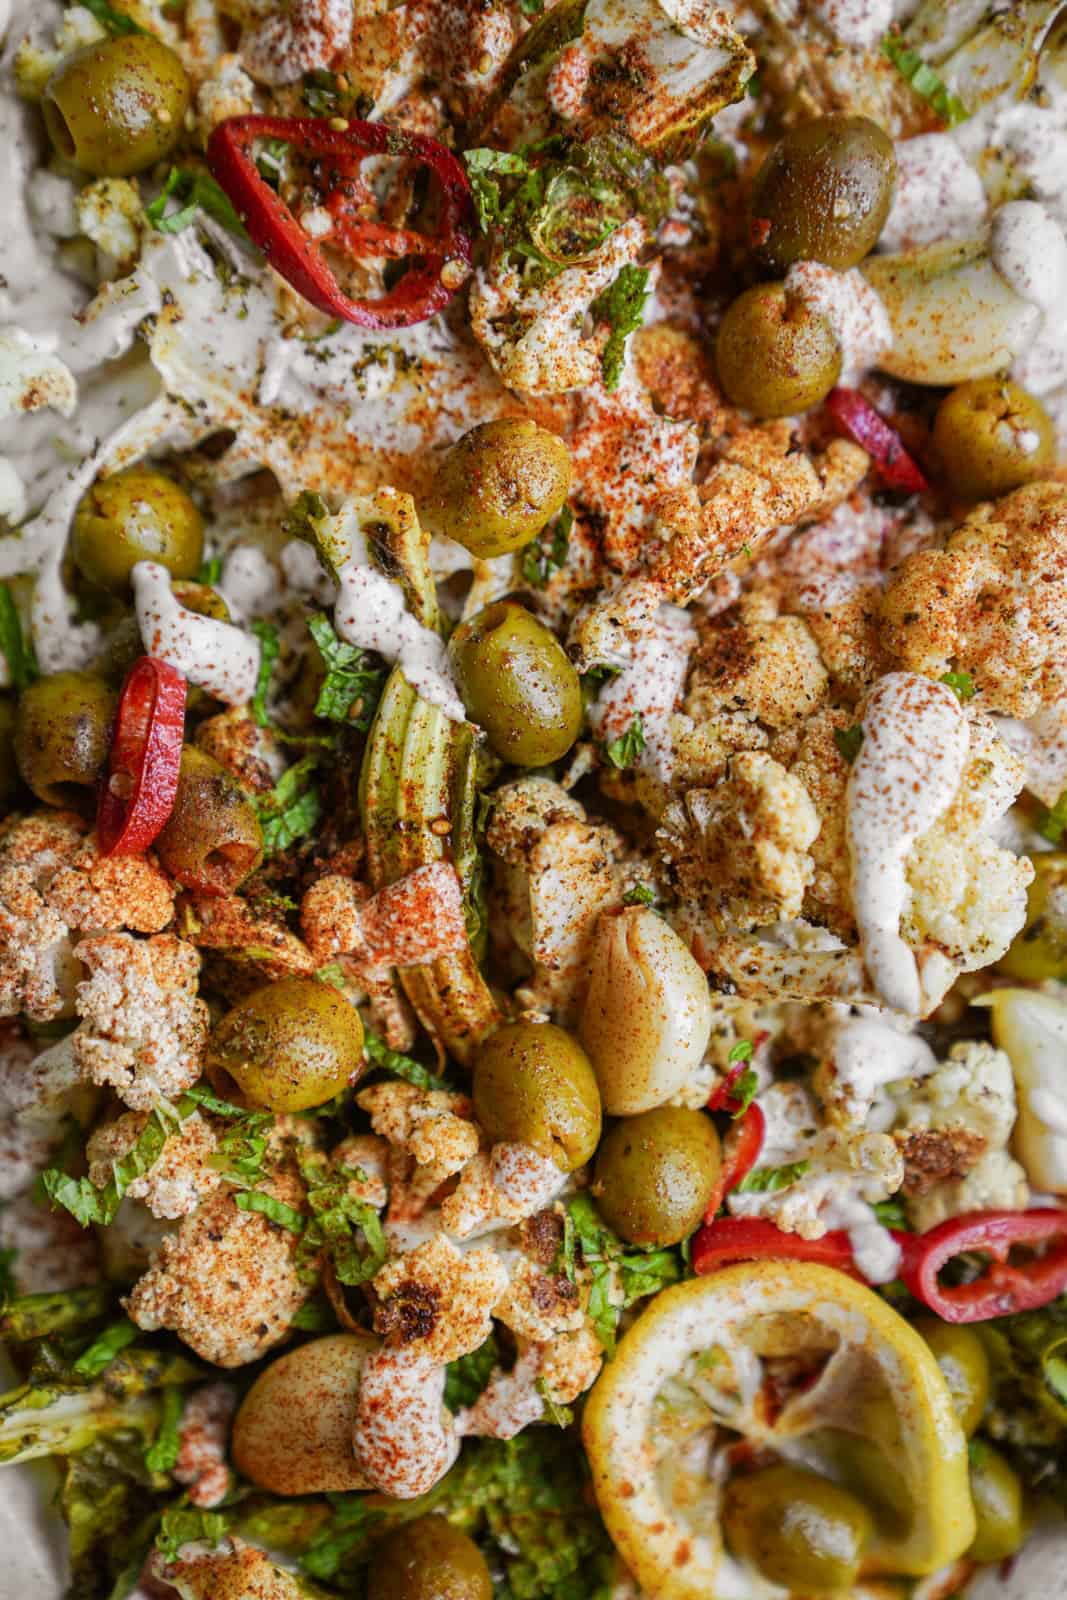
[42,34,191,178]
[715,283,842,417]
[471,1019,601,1172]
[427,418,572,558]
[999,853,1067,982]
[723,1463,874,1591]
[154,746,262,894]
[72,468,203,595]
[367,1515,492,1600]
[206,975,365,1113]
[968,1444,1024,1564]
[448,600,582,766]
[933,378,1055,501]
[915,1318,990,1437]
[592,1106,720,1247]
[14,671,116,807]
[750,115,897,273]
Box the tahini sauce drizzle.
[133,560,261,705]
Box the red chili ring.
[97,657,187,856]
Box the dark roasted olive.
[593,1106,720,1247]
[471,1019,601,1172]
[14,670,116,806]
[72,467,203,595]
[715,282,842,417]
[153,745,262,894]
[750,115,897,272]
[367,1514,492,1600]
[42,33,191,177]
[933,378,1055,501]
[427,419,572,558]
[968,1444,1024,1564]
[448,600,582,766]
[723,1463,874,1591]
[206,975,365,1112]
[916,1319,990,1437]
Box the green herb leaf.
[728,1067,759,1116]
[940,670,976,701]
[155,1505,232,1564]
[521,505,573,589]
[42,1101,187,1228]
[254,755,323,854]
[301,67,348,117]
[146,167,247,237]
[79,0,146,34]
[519,0,544,12]
[364,1030,452,1092]
[564,1193,683,1356]
[601,713,645,770]
[249,621,279,728]
[233,1190,306,1232]
[592,264,650,390]
[144,1383,184,1474]
[307,612,386,728]
[0,1284,115,1343]
[290,1294,337,1332]
[623,883,656,907]
[73,1319,139,1379]
[882,33,969,127]
[834,723,864,764]
[727,1039,753,1064]
[195,556,222,585]
[0,582,38,692]
[535,1376,573,1428]
[0,1250,15,1303]
[736,1160,811,1194]
[462,147,535,234]
[295,1150,388,1288]
[1038,789,1067,846]
[872,1198,909,1229]
[444,1331,501,1411]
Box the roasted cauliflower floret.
[195,707,283,793]
[87,1108,222,1219]
[173,1382,236,1508]
[180,892,315,982]
[440,1142,566,1239]
[47,834,174,933]
[520,818,627,1020]
[371,1233,508,1367]
[881,481,1067,718]
[125,1169,311,1365]
[0,1031,96,1200]
[908,1148,1030,1233]
[495,1255,585,1344]
[194,52,256,133]
[356,1080,479,1186]
[73,933,210,1109]
[659,752,820,932]
[893,1040,1018,1197]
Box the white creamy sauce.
[847,673,969,1016]
[587,603,695,786]
[879,134,987,254]
[784,261,892,386]
[829,1012,936,1131]
[993,704,1067,811]
[133,559,261,704]
[990,200,1067,399]
[334,560,464,720]
[218,543,279,622]
[806,0,890,49]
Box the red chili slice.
[825,386,931,493]
[692,1216,861,1277]
[703,1104,766,1221]
[896,1208,1067,1323]
[97,657,186,856]
[206,115,475,330]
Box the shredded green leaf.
[73,1320,140,1380]
[872,1198,909,1229]
[155,1504,232,1563]
[623,883,657,907]
[364,1030,452,1092]
[144,1384,184,1474]
[729,1067,759,1116]
[519,0,544,12]
[941,670,976,701]
[1038,790,1067,846]
[727,1039,753,1064]
[0,582,38,691]
[233,1190,306,1232]
[882,33,969,127]
[834,723,864,764]
[736,1160,811,1194]
[42,1100,188,1228]
[521,505,573,588]
[444,1331,501,1411]
[79,0,146,34]
[195,555,222,585]
[308,613,387,728]
[250,621,279,727]
[592,264,650,390]
[563,1193,683,1356]
[1,1284,115,1342]
[601,713,646,770]
[145,167,247,237]
[254,754,323,854]
[295,1149,388,1287]
[536,1376,573,1428]
[0,1249,15,1303]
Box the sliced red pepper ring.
[97,657,186,857]
[206,115,475,330]
[703,1103,765,1221]
[691,1216,861,1278]
[825,386,931,494]
[896,1208,1067,1323]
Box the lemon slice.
[988,986,1067,1192]
[582,1261,974,1600]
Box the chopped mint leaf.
[736,1160,811,1194]
[79,0,146,34]
[729,1067,759,1116]
[144,1383,183,1473]
[564,1193,683,1356]
[307,613,386,729]
[195,555,222,585]
[290,1294,336,1332]
[462,147,535,234]
[72,1319,139,1379]
[872,1198,909,1230]
[834,723,864,764]
[601,713,645,770]
[521,505,573,588]
[592,263,650,390]
[727,1039,753,1064]
[233,1191,305,1232]
[941,670,976,701]
[295,1149,387,1288]
[519,0,544,12]
[363,1030,452,1092]
[155,1505,231,1564]
[882,33,969,127]
[254,755,322,854]
[146,167,247,237]
[445,1331,500,1411]
[250,620,279,728]
[536,1376,573,1428]
[0,582,38,692]
[315,962,348,990]
[1038,789,1067,846]
[42,1100,187,1227]
[623,883,656,907]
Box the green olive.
[42,34,191,178]
[448,601,582,766]
[72,468,203,595]
[0,697,19,808]
[427,418,572,558]
[915,1319,990,1437]
[206,975,365,1113]
[154,745,262,894]
[750,115,897,273]
[723,1464,874,1591]
[367,1515,492,1600]
[14,671,116,807]
[471,1019,601,1172]
[968,1444,1024,1564]
[171,580,230,622]
[999,853,1067,981]
[592,1107,720,1247]
[933,378,1056,501]
[715,283,842,417]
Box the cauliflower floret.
[0,1189,100,1293]
[539,1322,603,1406]
[13,4,106,95]
[371,1233,508,1367]
[469,220,646,396]
[881,481,1067,718]
[87,1108,222,1219]
[356,1080,479,1187]
[301,863,468,972]
[47,833,175,933]
[785,707,859,939]
[521,818,627,1019]
[125,1170,310,1365]
[74,179,142,267]
[73,933,209,1109]
[908,1148,1030,1233]
[660,752,820,932]
[162,1539,308,1600]
[440,1143,566,1239]
[0,1031,96,1200]
[0,861,80,1021]
[0,325,77,418]
[195,707,284,792]
[174,1382,235,1508]
[180,892,315,981]
[485,778,586,863]
[195,52,256,131]
[892,1040,1018,1195]
[239,0,353,86]
[815,1013,937,1135]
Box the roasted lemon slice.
[582,1261,975,1599]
